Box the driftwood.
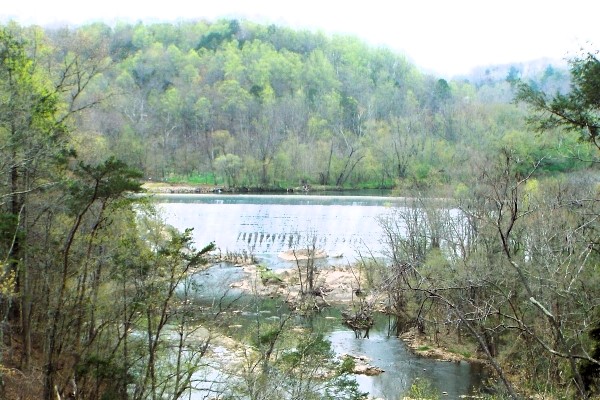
[342,309,374,339]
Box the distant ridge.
[459,57,569,83]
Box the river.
[157,193,486,399]
[157,193,402,266]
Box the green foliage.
[0,26,70,178]
[25,19,584,191]
[214,153,242,186]
[75,354,131,398]
[407,378,441,399]
[166,172,215,185]
[275,334,364,400]
[516,51,600,150]
[338,355,356,374]
[65,157,143,214]
[197,19,240,51]
[232,319,364,400]
[0,213,19,253]
[256,264,283,285]
[499,128,590,175]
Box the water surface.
[157,193,402,266]
[160,194,485,399]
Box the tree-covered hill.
[34,19,588,190]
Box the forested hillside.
[0,18,599,400]
[48,19,589,189]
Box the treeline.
[44,19,590,189]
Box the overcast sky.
[2,0,599,77]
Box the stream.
[158,193,486,399]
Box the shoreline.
[142,181,394,194]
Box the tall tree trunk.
[324,141,334,185]
[9,143,32,371]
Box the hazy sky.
[2,0,599,77]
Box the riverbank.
[143,181,228,194]
[142,181,393,194]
